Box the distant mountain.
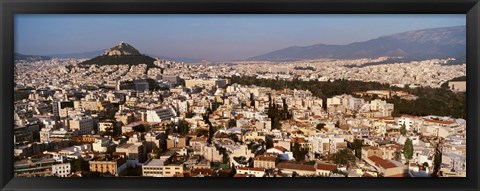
[248,26,466,62]
[79,42,157,68]
[14,53,51,61]
[47,50,105,59]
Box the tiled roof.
[316,163,337,171]
[424,119,455,125]
[272,146,288,152]
[276,162,316,172]
[368,156,398,169]
[237,167,265,171]
[254,154,277,162]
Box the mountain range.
[248,25,466,62]
[14,53,51,61]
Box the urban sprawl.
[14,47,467,178]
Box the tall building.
[69,116,94,135]
[52,101,74,118]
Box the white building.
[142,159,183,177]
[69,116,94,135]
[146,108,176,123]
[52,163,71,177]
[370,99,394,117]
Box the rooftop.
[276,162,316,172]
[144,159,165,167]
[368,156,399,169]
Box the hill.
[79,42,157,68]
[248,26,466,62]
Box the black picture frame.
[1,0,479,191]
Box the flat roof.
[145,159,165,167]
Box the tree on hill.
[79,54,157,69]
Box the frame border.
[1,0,479,191]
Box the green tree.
[228,119,236,128]
[403,138,414,163]
[351,139,363,158]
[70,157,86,172]
[400,122,407,136]
[432,141,443,177]
[422,162,429,169]
[292,142,308,162]
[177,119,190,135]
[332,149,356,166]
[316,123,326,131]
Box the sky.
[15,14,465,61]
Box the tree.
[400,122,407,136]
[316,123,326,131]
[203,115,214,144]
[292,142,308,162]
[332,149,356,166]
[432,140,443,177]
[177,119,190,135]
[394,150,402,162]
[271,117,281,130]
[228,119,236,128]
[70,157,86,172]
[281,97,290,120]
[422,162,429,169]
[351,139,363,158]
[403,138,414,164]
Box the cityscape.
[13,15,466,178]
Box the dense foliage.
[351,139,363,159]
[292,142,309,162]
[230,76,465,118]
[267,94,291,130]
[331,148,356,166]
[79,54,157,69]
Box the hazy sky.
[15,14,465,61]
